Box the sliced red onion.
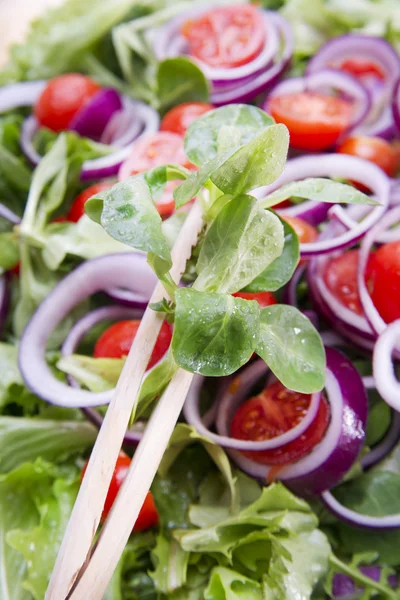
[332,566,398,598]
[20,116,42,165]
[358,207,400,336]
[277,200,330,226]
[223,348,368,497]
[259,154,390,257]
[373,320,400,412]
[265,69,371,135]
[0,80,46,113]
[19,253,157,407]
[61,305,145,444]
[184,360,322,451]
[322,487,400,529]
[393,78,400,136]
[361,409,400,470]
[69,88,123,142]
[105,287,151,308]
[283,264,306,308]
[0,203,21,224]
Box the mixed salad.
[1,0,400,598]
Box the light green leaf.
[256,305,326,393]
[205,567,262,600]
[0,145,31,192]
[88,176,172,275]
[150,536,189,594]
[195,196,284,293]
[0,233,19,272]
[172,289,260,376]
[157,57,210,110]
[184,105,275,167]
[0,343,24,408]
[57,355,124,392]
[260,177,378,208]
[242,215,299,293]
[136,349,178,419]
[0,417,96,474]
[210,124,289,196]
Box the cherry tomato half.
[94,320,172,369]
[281,215,318,245]
[233,291,277,308]
[160,102,214,136]
[231,381,330,465]
[119,132,193,218]
[268,92,353,151]
[182,4,265,69]
[34,74,101,133]
[323,250,365,315]
[68,181,113,223]
[338,136,398,178]
[339,58,385,82]
[81,454,159,529]
[367,241,400,323]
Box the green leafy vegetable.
[195,196,284,293]
[172,289,260,376]
[242,215,299,293]
[260,177,378,208]
[156,57,210,110]
[256,305,326,393]
[57,355,124,392]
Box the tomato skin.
[94,320,172,369]
[68,181,113,222]
[338,137,398,178]
[324,250,364,315]
[281,215,318,244]
[81,454,159,529]
[366,241,400,323]
[182,5,265,69]
[231,381,330,465]
[233,291,277,308]
[268,92,353,151]
[160,102,214,135]
[34,74,101,133]
[119,132,193,218]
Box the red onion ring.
[373,320,400,412]
[277,200,331,226]
[321,488,400,530]
[361,409,400,470]
[69,88,123,142]
[61,305,145,444]
[19,253,157,408]
[264,69,371,135]
[0,203,21,224]
[184,360,322,451]
[0,80,46,112]
[259,154,390,257]
[333,566,398,598]
[358,207,400,336]
[283,263,306,308]
[221,348,367,497]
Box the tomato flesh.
[231,381,330,465]
[94,320,172,369]
[281,215,318,244]
[160,102,214,135]
[367,241,400,323]
[68,181,113,222]
[182,5,265,69]
[339,59,385,82]
[324,250,365,315]
[119,132,193,218]
[338,136,398,178]
[81,454,159,529]
[34,74,101,133]
[233,291,277,308]
[269,92,353,151]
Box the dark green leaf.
[256,305,325,393]
[172,288,260,376]
[157,57,210,110]
[0,233,19,271]
[195,196,284,293]
[242,215,299,293]
[334,471,400,517]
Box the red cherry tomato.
[119,132,193,218]
[94,320,172,369]
[68,181,113,223]
[182,5,265,69]
[34,74,101,133]
[281,215,318,244]
[160,102,214,136]
[81,454,159,529]
[324,250,364,315]
[231,381,330,465]
[339,58,384,82]
[268,92,353,151]
[233,291,277,308]
[366,241,400,323]
[337,137,398,178]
